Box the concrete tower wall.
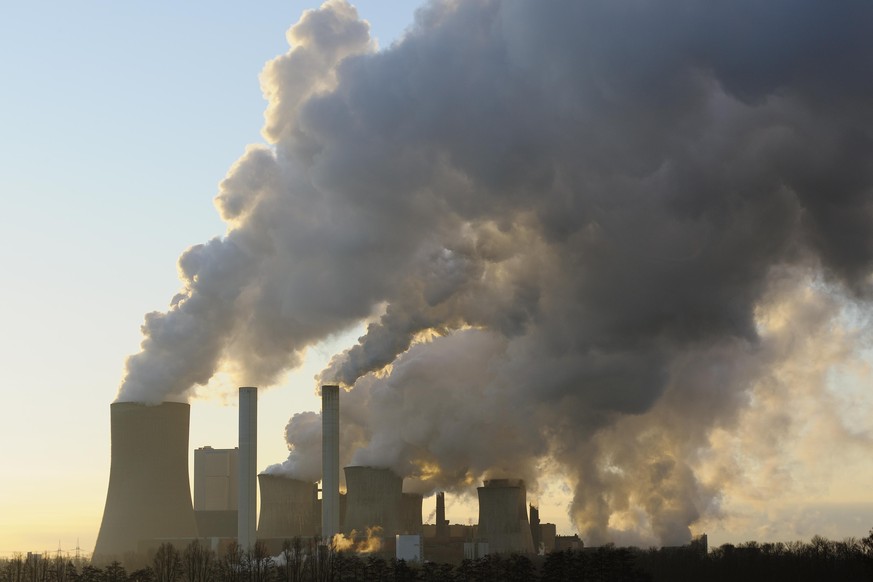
[477,479,534,555]
[344,466,402,538]
[321,385,340,541]
[93,402,198,565]
[257,474,318,539]
[401,493,423,535]
[238,387,257,549]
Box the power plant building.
[194,446,238,510]
[193,446,239,538]
[93,402,199,565]
[401,492,423,535]
[94,392,552,564]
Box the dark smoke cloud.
[120,0,873,544]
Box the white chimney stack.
[238,387,258,549]
[321,385,340,542]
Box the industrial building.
[93,389,569,566]
[193,446,238,538]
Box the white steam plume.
[120,0,873,545]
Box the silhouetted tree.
[152,544,182,582]
[246,542,274,582]
[504,554,536,582]
[77,565,104,582]
[217,542,244,582]
[127,567,155,582]
[181,541,213,582]
[103,561,125,582]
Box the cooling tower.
[257,473,318,539]
[476,479,535,555]
[344,466,402,538]
[238,387,257,549]
[322,385,340,541]
[401,493,423,535]
[93,402,198,564]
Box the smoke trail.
[121,0,873,544]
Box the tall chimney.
[435,491,449,539]
[321,385,340,542]
[529,504,541,552]
[238,387,257,549]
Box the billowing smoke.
[120,0,873,545]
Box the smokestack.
[321,385,340,541]
[529,504,541,552]
[257,473,318,539]
[238,387,257,549]
[343,466,402,538]
[93,402,198,565]
[477,479,535,555]
[435,492,449,539]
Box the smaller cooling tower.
[344,466,402,538]
[257,474,318,539]
[401,493,423,535]
[477,479,535,555]
[93,402,199,565]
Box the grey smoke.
[121,0,873,544]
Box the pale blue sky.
[0,0,420,554]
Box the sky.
[0,0,417,556]
[2,0,873,557]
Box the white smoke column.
[116,0,873,544]
[117,0,379,403]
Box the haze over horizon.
[2,0,873,555]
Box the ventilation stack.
[238,387,257,550]
[257,474,318,539]
[529,504,541,552]
[476,479,535,554]
[93,402,198,565]
[435,492,449,539]
[344,466,402,538]
[401,493,423,535]
[321,385,340,542]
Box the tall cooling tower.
[93,402,198,564]
[257,474,318,539]
[344,466,402,538]
[401,493,423,535]
[477,479,535,555]
[321,385,340,541]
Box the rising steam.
[120,0,873,545]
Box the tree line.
[3,532,873,582]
